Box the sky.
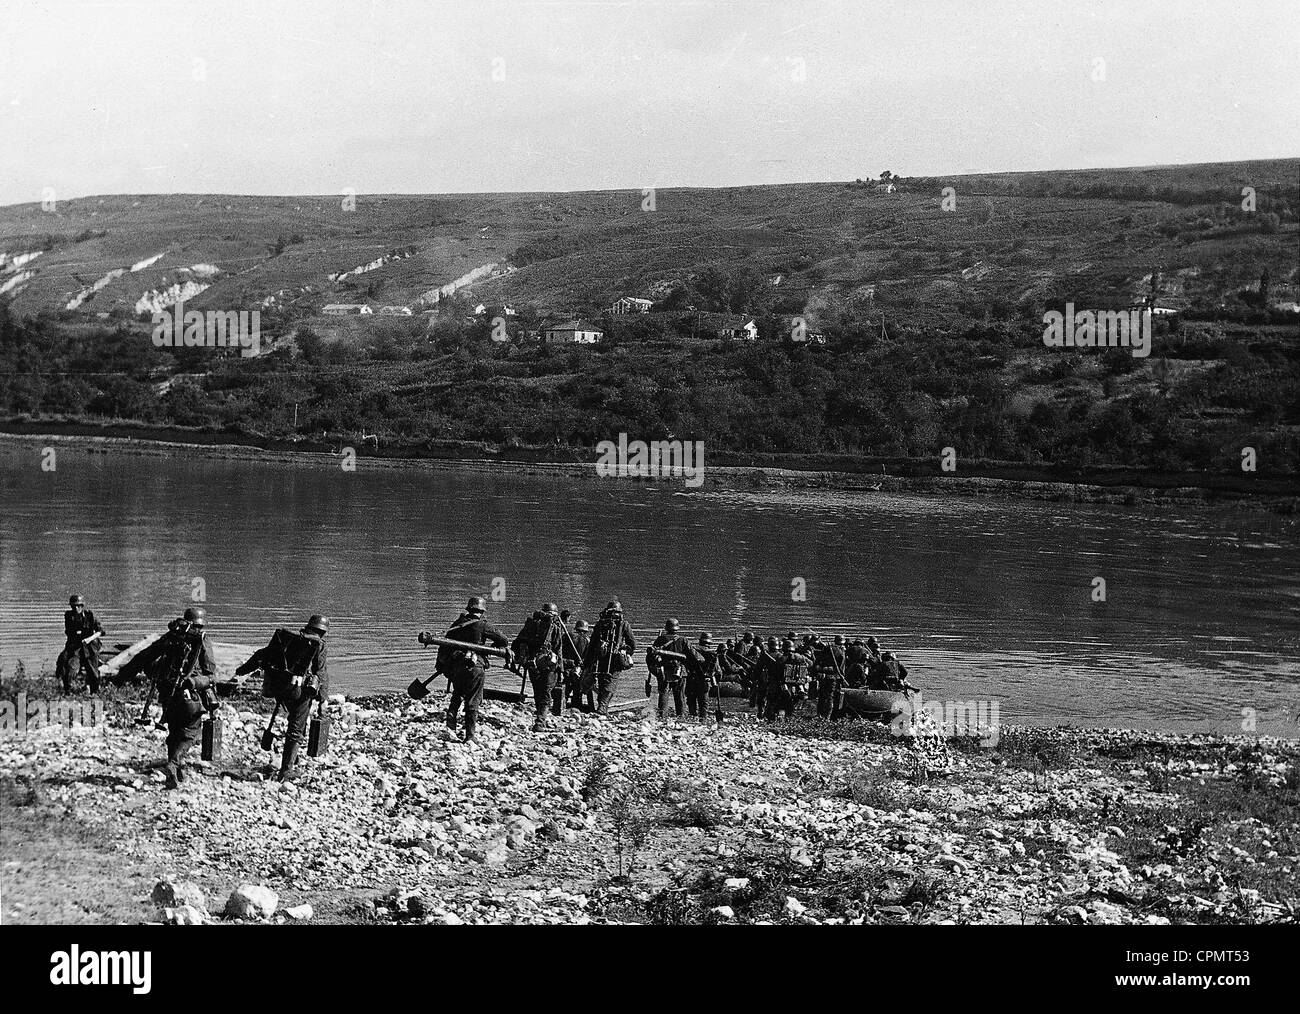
[2,0,1298,205]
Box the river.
[1,442,1297,736]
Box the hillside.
[1,160,1298,478]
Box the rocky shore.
[2,681,1298,926]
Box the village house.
[378,305,412,316]
[322,303,373,316]
[610,296,654,315]
[543,319,604,344]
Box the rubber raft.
[100,633,259,695]
[716,681,908,720]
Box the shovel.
[407,672,438,700]
[713,677,725,726]
[260,702,281,751]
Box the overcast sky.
[2,0,1297,206]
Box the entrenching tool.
[260,702,281,751]
[134,677,158,726]
[415,632,521,703]
[408,642,441,699]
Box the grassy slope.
[2,159,1297,321]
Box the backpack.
[259,628,321,700]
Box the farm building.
[544,320,604,344]
[610,296,654,314]
[322,303,373,316]
[378,305,412,316]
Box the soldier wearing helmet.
[582,600,636,716]
[235,613,330,782]
[513,603,566,732]
[647,617,690,720]
[763,637,810,722]
[157,606,218,789]
[56,593,105,695]
[563,618,594,712]
[424,596,511,743]
[683,632,721,721]
[813,634,847,720]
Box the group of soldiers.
[56,596,329,789]
[419,596,914,742]
[53,593,915,775]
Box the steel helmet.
[781,638,795,652]
[882,651,896,661]
[866,636,879,648]
[541,602,558,615]
[742,632,754,642]
[765,636,778,648]
[466,596,486,614]
[306,614,330,635]
[183,606,206,627]
[69,594,85,606]
[575,619,589,632]
[833,634,845,645]
[664,617,679,632]
[605,600,623,614]
[698,632,713,645]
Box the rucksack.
[259,628,321,700]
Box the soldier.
[764,637,811,722]
[813,634,847,719]
[425,597,511,743]
[844,638,871,689]
[647,617,690,720]
[583,600,636,716]
[159,607,218,789]
[56,594,104,694]
[752,635,778,716]
[237,614,330,783]
[684,632,721,720]
[514,603,565,732]
[564,619,593,711]
[869,649,912,692]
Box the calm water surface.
[1,444,1297,736]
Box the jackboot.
[278,741,300,783]
[463,715,477,743]
[532,712,548,733]
[162,762,180,790]
[446,707,459,731]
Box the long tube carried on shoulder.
[416,633,511,661]
[648,647,689,663]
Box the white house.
[544,320,604,344]
[322,303,373,316]
[378,305,412,316]
[610,296,654,315]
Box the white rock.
[224,884,279,920]
[285,904,314,920]
[711,906,735,919]
[784,896,806,917]
[723,878,750,890]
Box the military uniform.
[648,630,690,719]
[813,641,846,718]
[439,606,510,741]
[563,624,592,711]
[239,622,330,780]
[684,642,720,719]
[56,605,104,694]
[514,607,566,731]
[582,605,636,716]
[764,646,811,722]
[160,626,217,788]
